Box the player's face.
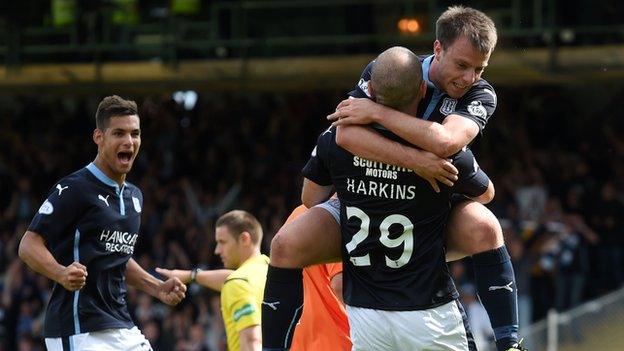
[433,35,490,99]
[94,115,141,180]
[215,226,241,269]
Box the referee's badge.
[132,197,142,213]
[439,98,457,115]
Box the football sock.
[262,265,304,351]
[472,245,519,351]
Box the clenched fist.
[57,261,88,291]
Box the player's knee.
[269,231,303,268]
[472,212,504,253]
[448,203,504,256]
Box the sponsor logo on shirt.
[467,100,487,119]
[99,229,139,254]
[98,194,110,207]
[233,303,256,322]
[56,184,68,196]
[38,200,54,215]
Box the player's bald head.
[370,46,423,112]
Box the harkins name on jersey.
[346,178,418,200]
[349,156,418,200]
[99,229,138,254]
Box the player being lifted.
[263,6,524,351]
[309,46,489,350]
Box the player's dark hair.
[436,5,497,54]
[95,95,138,130]
[370,46,422,111]
[216,210,263,246]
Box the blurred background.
[1,0,623,350]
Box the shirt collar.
[422,54,438,89]
[86,162,126,190]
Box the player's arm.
[301,178,334,208]
[330,98,478,157]
[126,258,186,306]
[452,149,495,203]
[335,125,458,192]
[19,231,87,291]
[239,325,262,351]
[223,280,262,351]
[471,180,495,204]
[156,267,233,292]
[301,128,335,204]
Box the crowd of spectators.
[0,85,623,350]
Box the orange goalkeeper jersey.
[287,205,351,351]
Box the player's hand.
[408,151,458,193]
[57,262,88,291]
[157,277,187,306]
[327,98,381,126]
[155,267,191,284]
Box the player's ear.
[239,231,252,246]
[93,128,103,145]
[418,80,427,100]
[433,40,442,60]
[367,81,376,99]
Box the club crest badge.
[439,98,457,115]
[132,197,141,213]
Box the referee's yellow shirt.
[221,254,269,351]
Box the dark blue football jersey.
[302,127,490,310]
[350,54,497,133]
[28,163,143,337]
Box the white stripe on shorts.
[314,198,341,224]
[45,327,152,351]
[347,301,470,351]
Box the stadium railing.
[2,0,624,67]
[523,287,624,351]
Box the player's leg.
[262,200,342,350]
[445,201,519,351]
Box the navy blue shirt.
[28,163,143,337]
[302,127,490,310]
[350,55,497,134]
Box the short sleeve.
[451,149,490,198]
[301,128,334,186]
[28,180,84,243]
[451,83,497,131]
[348,60,375,99]
[222,279,261,332]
